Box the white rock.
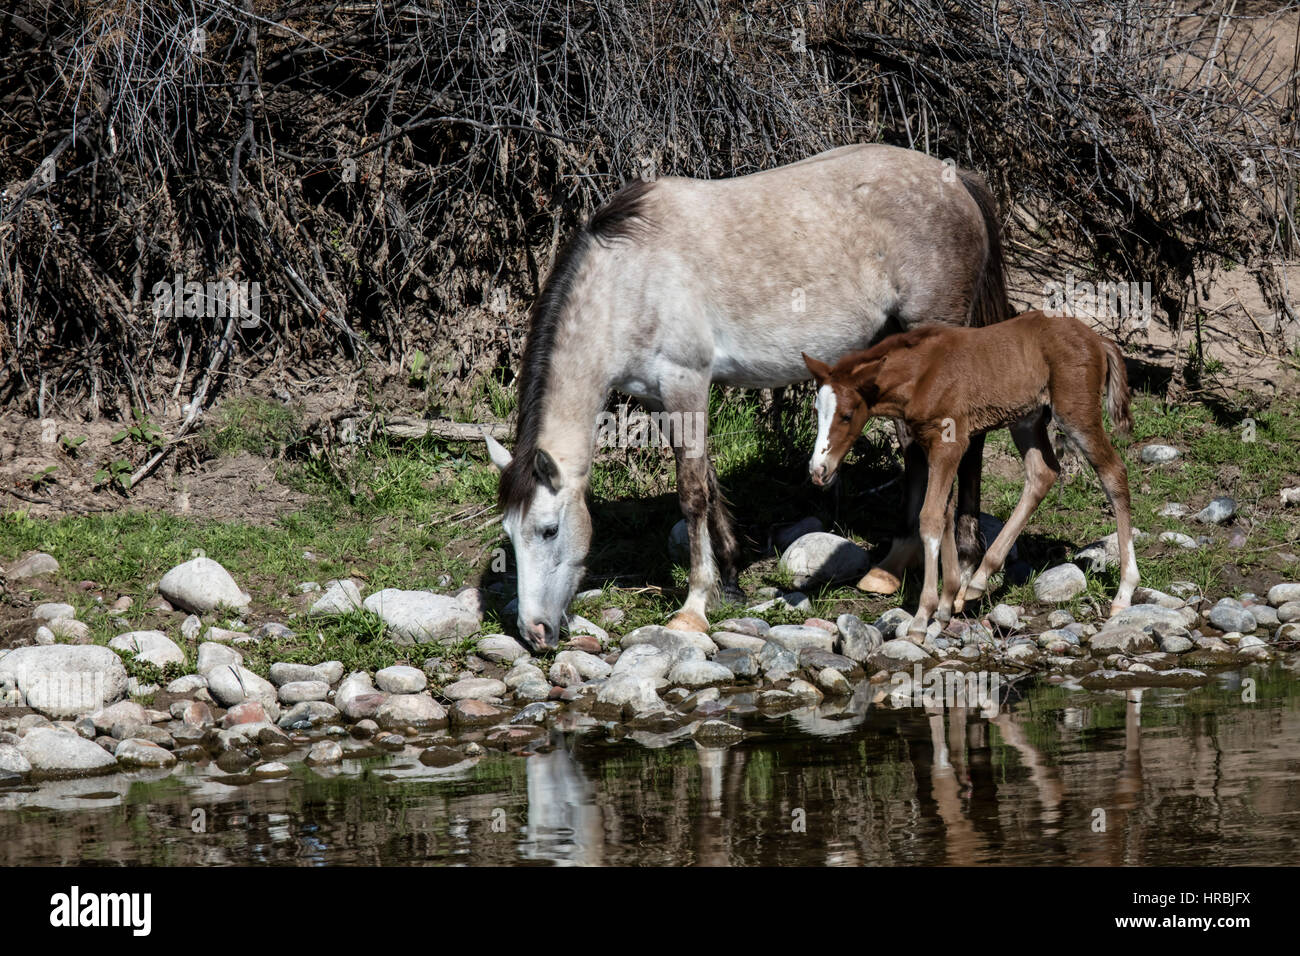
[309,579,363,616]
[476,634,528,664]
[18,727,118,774]
[375,665,427,694]
[278,680,330,704]
[0,645,129,718]
[596,674,662,715]
[778,532,870,589]
[363,589,481,644]
[443,677,507,701]
[205,665,279,713]
[554,649,612,680]
[108,631,185,669]
[33,603,75,623]
[158,556,250,613]
[1034,564,1087,603]
[196,642,242,675]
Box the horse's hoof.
[721,583,746,606]
[666,610,709,633]
[935,606,952,625]
[858,568,902,595]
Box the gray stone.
[757,642,800,681]
[1089,627,1157,655]
[765,624,835,654]
[309,578,363,616]
[335,672,387,721]
[278,700,340,729]
[0,742,31,775]
[376,693,447,729]
[1207,599,1256,634]
[0,645,129,718]
[206,665,279,713]
[8,552,59,580]
[1267,583,1300,607]
[714,618,770,638]
[1074,529,1146,572]
[815,667,852,695]
[18,727,118,774]
[553,649,611,681]
[108,630,185,669]
[33,603,75,623]
[443,677,507,701]
[363,589,481,644]
[196,642,242,675]
[870,639,933,669]
[596,674,663,716]
[115,738,176,769]
[989,604,1020,630]
[713,647,759,679]
[158,556,249,613]
[1160,531,1199,549]
[268,662,317,686]
[1139,444,1180,463]
[476,634,528,664]
[306,740,344,765]
[610,644,673,680]
[1034,564,1087,603]
[712,631,767,653]
[693,719,745,746]
[1194,497,1236,525]
[835,614,882,663]
[375,665,427,694]
[621,625,716,660]
[278,680,330,704]
[778,532,871,589]
[667,660,734,689]
[165,674,207,695]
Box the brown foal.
[803,310,1137,640]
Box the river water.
[2,664,1297,866]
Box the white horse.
[486,144,1009,650]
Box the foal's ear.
[802,353,832,386]
[533,448,562,492]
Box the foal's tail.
[959,170,1011,327]
[1104,340,1133,437]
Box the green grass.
[197,396,303,458]
[3,385,1299,668]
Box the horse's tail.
[1104,339,1133,437]
[959,169,1011,327]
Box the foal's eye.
[840,413,852,424]
[541,525,559,540]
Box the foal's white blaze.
[810,385,837,479]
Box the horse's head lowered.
[802,351,878,487]
[485,433,591,651]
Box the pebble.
[375,665,427,694]
[1034,564,1087,603]
[1140,444,1180,463]
[1194,497,1236,525]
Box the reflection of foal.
[803,310,1137,640]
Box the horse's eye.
[840,413,852,424]
[541,525,559,540]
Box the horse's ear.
[483,431,513,472]
[533,448,562,491]
[848,358,876,384]
[802,352,831,386]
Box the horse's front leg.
[908,440,965,642]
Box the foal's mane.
[498,180,655,515]
[829,323,949,381]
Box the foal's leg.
[961,410,1059,606]
[936,478,963,624]
[908,439,967,641]
[860,424,924,594]
[1058,414,1139,614]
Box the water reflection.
[2,667,1299,866]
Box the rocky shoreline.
[2,546,1299,790]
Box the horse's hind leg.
[1060,413,1139,614]
[961,409,1058,607]
[705,461,743,604]
[860,423,924,594]
[665,383,718,633]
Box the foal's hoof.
[666,610,709,634]
[857,567,902,595]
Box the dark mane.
[498,180,655,515]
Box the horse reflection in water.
[521,733,603,865]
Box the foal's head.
[802,352,877,486]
